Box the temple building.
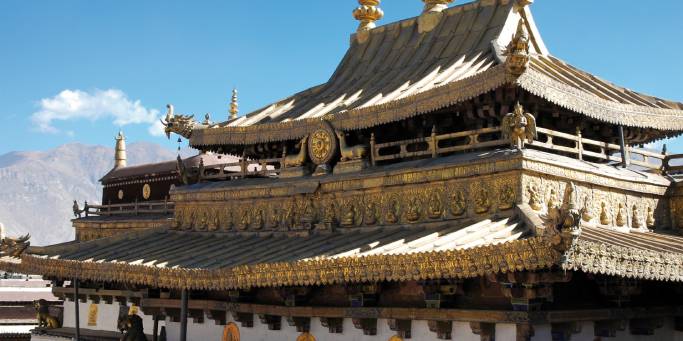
[3,0,683,340]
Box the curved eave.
[1,236,556,290]
[520,56,683,132]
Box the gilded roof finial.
[230,88,239,120]
[418,0,453,33]
[422,0,453,14]
[514,0,534,12]
[114,130,127,168]
[353,0,384,34]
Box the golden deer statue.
[335,131,368,162]
[283,136,308,168]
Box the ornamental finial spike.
[353,0,384,33]
[230,88,239,120]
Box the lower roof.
[4,210,683,289]
[6,217,556,290]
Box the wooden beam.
[140,298,683,326]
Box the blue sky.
[1,0,682,154]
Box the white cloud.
[31,89,161,136]
[148,118,166,137]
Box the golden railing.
[84,200,174,217]
[198,158,280,181]
[532,128,666,170]
[371,127,505,163]
[191,126,669,183]
[370,126,666,171]
[663,154,683,174]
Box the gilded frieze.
[521,173,668,230]
[172,174,521,232]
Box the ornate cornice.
[4,236,558,290]
[562,238,683,282]
[517,65,683,131]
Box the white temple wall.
[165,316,491,341]
[452,321,482,341]
[61,298,161,335]
[162,316,683,341]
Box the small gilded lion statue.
[501,102,537,149]
[34,299,60,329]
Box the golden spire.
[229,88,239,120]
[114,130,127,168]
[353,0,384,33]
[422,0,453,13]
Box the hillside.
[0,142,179,245]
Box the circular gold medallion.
[142,184,151,200]
[296,332,315,341]
[307,122,338,165]
[117,189,124,200]
[222,322,240,341]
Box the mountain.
[0,142,179,246]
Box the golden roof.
[189,0,683,147]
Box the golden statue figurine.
[34,299,60,329]
[501,102,537,149]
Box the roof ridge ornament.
[504,18,531,76]
[514,0,534,12]
[418,0,454,33]
[161,104,202,140]
[229,88,239,120]
[353,0,384,44]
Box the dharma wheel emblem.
[142,183,151,200]
[308,122,338,165]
